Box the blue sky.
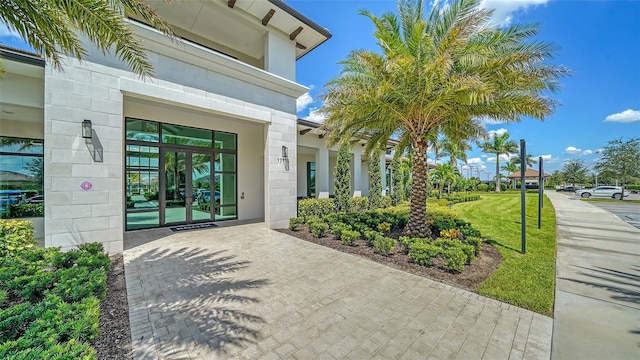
[290,0,640,179]
[1,0,638,180]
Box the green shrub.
[341,230,360,246]
[9,204,44,218]
[408,241,441,266]
[433,238,460,250]
[463,237,483,256]
[289,217,302,231]
[373,236,396,255]
[350,197,370,213]
[331,222,351,240]
[442,246,467,273]
[460,244,476,264]
[477,183,489,192]
[363,230,381,246]
[0,220,36,256]
[381,196,392,208]
[500,184,507,192]
[377,222,391,233]
[297,198,336,219]
[310,221,329,238]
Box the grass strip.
[453,193,556,316]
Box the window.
[0,137,44,218]
[307,162,316,198]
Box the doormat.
[169,223,218,232]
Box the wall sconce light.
[82,120,92,139]
[282,146,288,158]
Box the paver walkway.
[124,223,552,360]
[546,192,640,359]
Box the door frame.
[160,147,214,226]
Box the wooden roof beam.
[299,128,312,135]
[262,9,275,26]
[228,0,236,8]
[290,26,303,41]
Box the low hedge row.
[0,220,109,359]
[444,193,481,204]
[8,204,44,218]
[298,195,395,218]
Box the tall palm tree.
[0,0,173,77]
[321,0,567,237]
[480,132,518,192]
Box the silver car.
[575,186,629,200]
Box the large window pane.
[0,137,44,219]
[126,211,159,230]
[126,145,160,229]
[162,124,212,147]
[215,153,236,172]
[126,118,159,142]
[214,132,236,150]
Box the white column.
[380,153,387,196]
[315,147,330,197]
[352,147,362,196]
[264,32,296,81]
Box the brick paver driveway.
[124,223,551,360]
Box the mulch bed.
[277,226,502,292]
[93,254,132,360]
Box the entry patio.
[124,223,552,359]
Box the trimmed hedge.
[0,233,110,359]
[0,220,36,256]
[9,204,44,218]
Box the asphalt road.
[589,200,640,229]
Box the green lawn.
[453,193,556,316]
[582,198,640,204]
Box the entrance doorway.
[125,118,237,231]
[161,149,213,225]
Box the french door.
[161,148,213,225]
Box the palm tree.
[0,0,173,77]
[431,164,459,198]
[501,161,519,189]
[510,153,538,169]
[321,0,567,236]
[480,133,518,192]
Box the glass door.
[191,152,212,222]
[163,149,187,224]
[162,149,213,225]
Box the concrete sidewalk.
[546,192,640,359]
[124,223,552,360]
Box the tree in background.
[480,133,518,192]
[561,159,589,185]
[594,137,640,199]
[501,161,519,189]
[391,154,404,205]
[368,152,383,209]
[548,170,565,187]
[321,0,568,237]
[334,142,352,212]
[430,164,458,198]
[510,153,538,169]
[0,0,173,77]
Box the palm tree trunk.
[405,138,430,238]
[495,157,501,192]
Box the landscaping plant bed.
[93,254,132,360]
[277,226,502,292]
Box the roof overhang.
[297,118,400,151]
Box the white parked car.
[575,186,629,200]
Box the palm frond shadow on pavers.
[125,246,269,359]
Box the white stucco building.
[0,0,337,253]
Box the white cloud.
[564,146,582,155]
[296,87,314,113]
[478,116,504,125]
[582,149,593,155]
[604,109,640,123]
[595,148,604,154]
[487,128,508,138]
[0,21,20,39]
[466,157,483,166]
[487,157,496,162]
[479,0,549,26]
[304,107,327,123]
[481,154,488,158]
[538,154,552,161]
